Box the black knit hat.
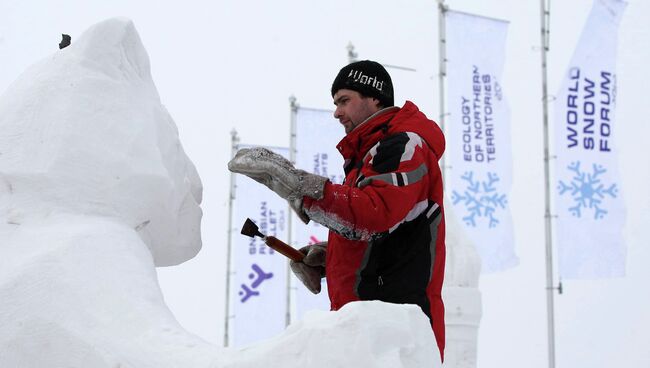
[331,60,394,107]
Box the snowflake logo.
[557,161,618,219]
[451,171,507,228]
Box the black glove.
[290,242,327,294]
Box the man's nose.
[333,106,342,119]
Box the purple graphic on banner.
[563,68,614,152]
[249,202,285,255]
[459,65,503,164]
[312,152,344,185]
[238,263,274,303]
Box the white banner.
[228,145,290,347]
[554,0,627,279]
[291,107,344,321]
[446,10,517,272]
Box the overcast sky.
[2,0,649,367]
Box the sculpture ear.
[76,18,151,79]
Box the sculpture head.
[0,18,202,266]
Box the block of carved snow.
[223,301,441,368]
[0,17,202,266]
[442,201,482,368]
[443,202,481,288]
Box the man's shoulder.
[389,103,445,159]
[365,132,428,174]
[375,131,425,149]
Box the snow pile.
[0,18,439,368]
[223,301,440,368]
[0,214,222,367]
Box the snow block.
[223,301,441,368]
[0,17,202,266]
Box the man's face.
[333,89,381,134]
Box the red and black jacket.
[303,101,446,360]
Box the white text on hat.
[347,69,385,92]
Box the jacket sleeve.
[302,132,437,241]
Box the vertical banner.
[446,11,517,272]
[228,145,290,347]
[291,107,344,321]
[554,0,627,279]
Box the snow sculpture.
[0,18,203,267]
[0,17,218,367]
[442,201,483,368]
[0,18,439,368]
[226,301,441,368]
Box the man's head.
[331,60,394,134]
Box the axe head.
[241,218,264,238]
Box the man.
[228,60,446,360]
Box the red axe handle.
[264,236,305,262]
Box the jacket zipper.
[378,275,384,286]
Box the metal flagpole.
[286,96,299,327]
[223,129,239,347]
[539,0,557,367]
[437,0,448,183]
[347,42,358,63]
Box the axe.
[240,218,305,262]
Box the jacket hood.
[386,101,445,159]
[337,101,445,164]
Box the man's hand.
[228,147,328,224]
[290,242,327,294]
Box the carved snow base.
[442,286,482,368]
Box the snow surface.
[442,203,482,367]
[0,17,440,368]
[222,301,440,368]
[0,16,203,267]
